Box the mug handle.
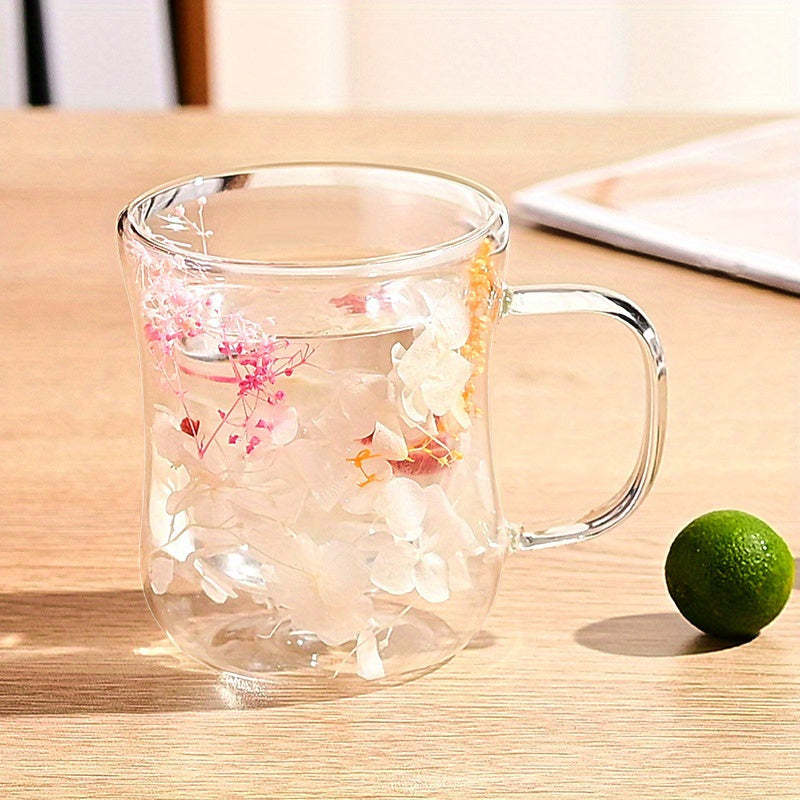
[500,285,667,551]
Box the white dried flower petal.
[371,541,416,595]
[395,327,438,386]
[419,351,471,416]
[375,478,426,540]
[371,421,408,460]
[152,413,188,466]
[317,541,370,606]
[356,629,386,680]
[424,484,477,553]
[417,282,470,349]
[267,534,374,647]
[200,578,229,604]
[194,559,238,603]
[391,323,472,425]
[287,439,348,512]
[149,556,174,595]
[269,405,299,446]
[413,552,450,603]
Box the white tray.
[513,118,800,294]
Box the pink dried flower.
[133,242,313,460]
[219,341,244,357]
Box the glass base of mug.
[149,594,468,684]
[216,658,458,705]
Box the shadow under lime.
[574,612,745,658]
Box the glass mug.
[118,164,666,684]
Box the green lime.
[665,510,794,640]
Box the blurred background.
[1,0,799,113]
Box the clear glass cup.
[118,164,666,684]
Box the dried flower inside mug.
[119,164,665,684]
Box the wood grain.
[0,111,798,799]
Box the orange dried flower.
[461,238,499,413]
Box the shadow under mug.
[118,163,666,684]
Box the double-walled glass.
[118,164,666,683]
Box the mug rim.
[118,162,508,277]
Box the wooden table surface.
[1,111,798,799]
